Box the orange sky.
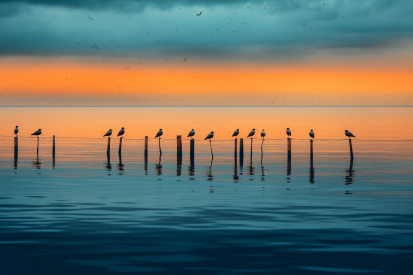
[0,57,412,106]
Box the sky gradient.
[0,0,412,106]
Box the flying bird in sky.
[286,128,291,136]
[204,131,214,140]
[87,14,94,20]
[196,11,202,16]
[117,127,125,137]
[103,129,112,137]
[31,129,42,136]
[155,129,163,138]
[232,129,239,137]
[247,128,255,138]
[187,129,195,138]
[183,58,188,62]
[345,130,356,138]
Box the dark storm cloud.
[0,0,412,60]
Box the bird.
[232,129,239,137]
[14,126,19,136]
[247,128,255,138]
[261,129,266,139]
[345,130,356,138]
[117,127,125,137]
[196,11,202,16]
[309,129,314,139]
[31,129,42,136]
[204,131,214,140]
[187,129,195,138]
[286,128,291,136]
[155,129,163,138]
[103,129,112,137]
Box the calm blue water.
[1,108,413,274]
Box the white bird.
[31,129,42,136]
[187,129,195,138]
[309,129,314,139]
[204,131,214,140]
[103,129,112,137]
[247,128,255,138]
[155,129,163,138]
[261,129,266,139]
[286,128,291,136]
[345,130,356,138]
[232,129,239,137]
[14,126,19,136]
[117,127,125,137]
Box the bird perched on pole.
[204,131,214,140]
[14,126,19,136]
[261,129,266,139]
[187,129,195,138]
[232,129,239,137]
[286,128,291,137]
[309,129,314,139]
[31,129,42,136]
[117,127,125,137]
[344,130,356,138]
[103,129,112,137]
[155,129,163,138]
[247,128,255,138]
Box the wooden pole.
[287,138,291,175]
[234,138,237,159]
[349,139,354,160]
[159,137,162,156]
[177,135,182,165]
[118,137,122,158]
[209,140,214,160]
[190,138,195,167]
[261,138,264,164]
[239,138,244,167]
[53,135,56,159]
[310,139,314,183]
[107,137,110,160]
[36,136,39,157]
[14,136,18,161]
[144,136,148,160]
[250,138,253,158]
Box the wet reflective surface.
[1,107,413,274]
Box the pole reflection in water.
[156,152,162,176]
[188,139,195,178]
[248,156,255,176]
[32,157,41,170]
[144,136,148,175]
[261,138,265,181]
[345,157,355,186]
[239,138,244,168]
[207,158,214,182]
[105,155,112,172]
[118,157,124,175]
[233,140,239,181]
[13,136,18,169]
[309,139,315,183]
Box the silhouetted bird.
[309,129,314,139]
[187,129,195,138]
[232,129,239,137]
[247,128,255,138]
[103,129,112,137]
[261,129,266,139]
[196,11,202,16]
[117,127,125,137]
[345,130,356,138]
[31,129,42,136]
[204,131,214,140]
[14,126,19,136]
[286,128,291,136]
[155,129,163,138]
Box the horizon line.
[0,105,412,108]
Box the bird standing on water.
[187,129,195,138]
[155,129,163,138]
[247,128,255,138]
[232,129,239,137]
[309,129,314,139]
[261,129,266,139]
[31,129,42,136]
[14,126,19,136]
[204,131,214,140]
[117,127,125,137]
[103,129,112,137]
[345,130,356,138]
[286,128,291,137]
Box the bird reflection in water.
[32,157,42,169]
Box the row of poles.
[12,135,354,172]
